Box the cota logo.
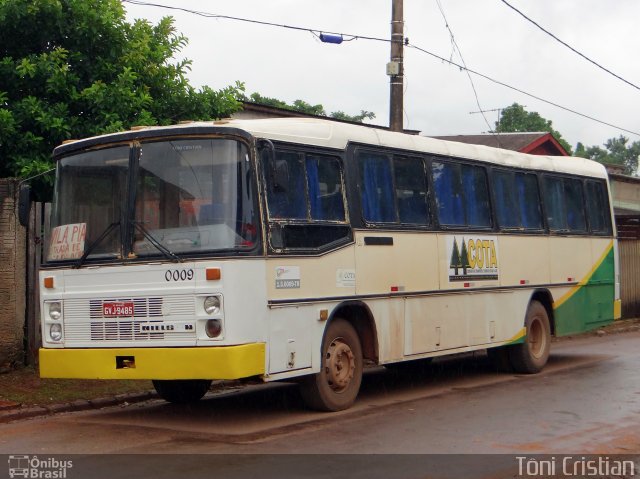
[450,236,498,274]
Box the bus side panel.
[354,231,439,295]
[365,298,405,363]
[497,236,550,288]
[265,247,356,375]
[553,238,615,336]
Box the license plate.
[103,302,135,317]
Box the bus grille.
[90,321,164,341]
[63,296,196,342]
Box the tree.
[495,103,572,155]
[0,0,244,182]
[243,92,376,123]
[575,136,640,176]
[330,110,377,123]
[450,238,461,275]
[459,238,470,275]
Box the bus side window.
[543,176,568,231]
[494,170,543,230]
[494,170,520,228]
[543,176,587,233]
[516,172,543,229]
[461,164,491,228]
[306,156,345,221]
[565,178,586,232]
[586,180,611,234]
[266,151,306,219]
[432,160,490,228]
[394,157,430,225]
[432,161,464,226]
[359,152,396,223]
[265,149,350,251]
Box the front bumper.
[39,344,265,380]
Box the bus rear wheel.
[299,319,363,412]
[152,379,212,404]
[508,300,551,374]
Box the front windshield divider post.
[123,144,140,256]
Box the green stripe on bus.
[553,247,616,336]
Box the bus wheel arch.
[531,289,555,336]
[298,301,378,411]
[299,317,363,411]
[509,297,552,374]
[330,301,379,365]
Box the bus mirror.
[18,183,31,227]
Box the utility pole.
[389,0,404,132]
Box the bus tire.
[508,300,551,374]
[152,379,212,404]
[299,318,363,412]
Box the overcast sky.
[123,0,640,150]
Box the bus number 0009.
[165,269,194,282]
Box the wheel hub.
[325,338,355,392]
[529,317,546,359]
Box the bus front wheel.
[509,300,551,374]
[152,379,212,404]
[299,318,363,412]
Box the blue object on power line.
[320,33,343,44]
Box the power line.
[499,0,640,92]
[121,0,391,44]
[122,0,640,138]
[434,0,499,143]
[406,43,640,137]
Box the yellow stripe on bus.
[552,240,613,310]
[507,327,526,343]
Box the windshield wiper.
[131,220,182,263]
[74,222,120,269]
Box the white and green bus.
[35,118,620,411]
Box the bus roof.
[55,117,608,180]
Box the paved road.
[2,331,640,478]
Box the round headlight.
[204,296,221,315]
[49,302,62,320]
[50,323,63,342]
[205,319,222,338]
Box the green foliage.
[292,99,326,116]
[0,0,244,184]
[243,92,376,123]
[330,110,376,122]
[245,92,290,110]
[575,136,640,176]
[495,103,573,155]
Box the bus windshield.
[48,138,258,263]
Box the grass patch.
[0,366,152,405]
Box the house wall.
[610,176,640,214]
[0,179,26,370]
